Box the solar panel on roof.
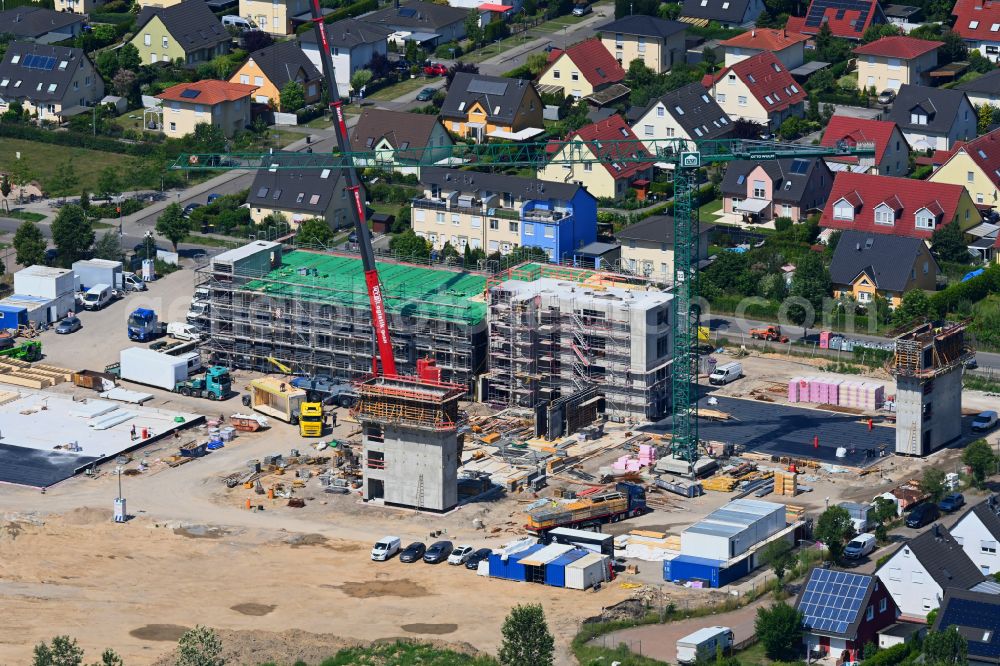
[939,598,1000,658]
[799,569,870,635]
[791,158,811,174]
[180,89,201,98]
[398,7,416,16]
[467,79,508,96]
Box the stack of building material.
[0,358,74,389]
[773,470,798,496]
[839,381,884,410]
[611,444,657,473]
[703,476,739,492]
[787,376,884,409]
[785,505,805,523]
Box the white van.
[371,536,401,561]
[122,272,146,292]
[222,15,255,30]
[167,322,202,341]
[709,361,743,386]
[844,533,877,559]
[81,284,113,311]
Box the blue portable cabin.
[489,543,544,581]
[0,304,27,333]
[663,554,752,588]
[544,548,587,587]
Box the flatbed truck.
[525,482,647,533]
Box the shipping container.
[210,240,281,278]
[677,626,734,663]
[663,554,752,588]
[14,266,75,300]
[488,543,544,581]
[0,304,27,332]
[119,347,188,390]
[565,552,611,590]
[546,527,615,556]
[73,259,123,291]
[680,499,786,560]
[544,549,587,587]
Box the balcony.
[412,197,521,220]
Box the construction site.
[196,242,489,391]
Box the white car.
[447,545,475,565]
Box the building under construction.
[484,263,673,423]
[197,242,488,391]
[892,321,973,456]
[354,366,465,511]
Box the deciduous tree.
[176,625,224,666]
[924,626,968,666]
[155,203,190,252]
[49,160,80,199]
[814,505,854,563]
[498,604,554,666]
[892,289,931,328]
[788,252,831,330]
[963,439,997,488]
[13,220,47,267]
[759,539,794,581]
[32,635,84,666]
[389,228,431,260]
[932,220,972,264]
[296,218,335,246]
[755,602,803,661]
[51,204,94,265]
[350,69,373,97]
[921,467,947,503]
[93,230,122,261]
[279,81,306,112]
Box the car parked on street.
[416,87,437,102]
[939,493,965,512]
[207,193,221,203]
[55,316,82,335]
[905,503,940,529]
[183,203,202,218]
[423,62,448,76]
[447,545,475,565]
[423,540,453,563]
[399,542,426,563]
[572,4,592,15]
[972,410,998,431]
[465,548,492,570]
[877,89,896,105]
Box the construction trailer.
[484,263,673,423]
[892,322,972,456]
[353,370,466,512]
[197,243,488,392]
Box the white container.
[564,552,610,590]
[73,259,123,291]
[677,627,734,664]
[14,266,75,299]
[119,347,187,390]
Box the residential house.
[952,0,1000,63]
[703,51,806,129]
[155,79,255,138]
[299,19,391,99]
[720,28,807,69]
[359,1,469,46]
[829,230,939,307]
[887,84,977,151]
[239,0,309,35]
[229,41,321,109]
[0,43,104,123]
[597,15,687,73]
[247,164,360,229]
[632,82,732,154]
[721,157,833,223]
[0,7,86,44]
[55,0,109,16]
[933,589,1000,666]
[679,0,765,28]
[795,568,899,663]
[786,0,887,40]
[853,36,942,93]
[949,495,1000,577]
[131,0,231,67]
[615,215,714,281]
[136,0,185,7]
[929,128,1000,208]
[876,524,988,621]
[349,109,454,177]
[440,72,544,142]
[537,114,655,200]
[820,172,980,239]
[819,116,911,177]
[956,68,1000,109]
[410,168,597,261]
[537,38,627,104]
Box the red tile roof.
[478,3,512,9]
[819,116,904,165]
[786,0,884,40]
[952,0,1000,42]
[704,51,806,112]
[542,38,625,88]
[552,114,654,180]
[820,172,970,238]
[916,142,965,167]
[941,127,1000,188]
[852,35,943,58]
[720,28,808,51]
[157,79,256,105]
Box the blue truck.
[127,308,166,342]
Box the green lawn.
[181,233,240,248]
[1,210,45,223]
[368,76,433,101]
[304,114,333,129]
[698,198,723,218]
[0,138,136,196]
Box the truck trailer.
[244,377,310,425]
[525,482,647,533]
[112,347,230,399]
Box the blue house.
[412,168,597,263]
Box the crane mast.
[306,0,397,378]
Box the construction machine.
[750,325,789,343]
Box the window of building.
[915,210,935,229]
[471,216,482,228]
[524,223,534,236]
[875,205,894,225]
[737,96,747,106]
[571,71,579,81]
[887,57,900,69]
[782,204,792,217]
[644,124,653,136]
[583,162,593,171]
[923,261,929,274]
[144,33,151,46]
[637,36,645,54]
[983,540,998,554]
[911,112,927,125]
[983,565,992,575]
[489,219,499,230]
[912,571,923,584]
[717,93,726,103]
[509,221,518,232]
[888,568,901,581]
[451,213,460,225]
[553,70,560,79]
[414,209,425,222]
[240,74,249,84]
[866,606,874,621]
[488,240,499,251]
[833,200,854,220]
[169,121,176,131]
[752,180,765,198]
[879,598,887,613]
[978,193,985,204]
[544,226,554,238]
[969,171,976,182]
[922,598,933,611]
[254,76,264,86]
[615,33,623,47]
[436,212,445,224]
[665,127,675,137]
[170,101,180,113]
[858,291,871,303]
[656,106,664,117]
[162,36,169,49]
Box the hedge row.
[0,123,157,157]
[295,0,378,34]
[930,263,1000,318]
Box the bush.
[859,643,912,666]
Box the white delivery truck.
[81,284,114,311]
[115,347,188,391]
[677,627,734,664]
[709,362,743,386]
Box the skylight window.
[747,74,756,83]
[784,180,792,190]
[296,192,304,203]
[980,149,988,159]
[675,105,685,115]
[722,1,729,7]
[272,189,282,200]
[790,84,799,93]
[0,79,7,87]
[772,63,782,72]
[58,60,68,70]
[620,127,629,136]
[11,55,19,64]
[774,91,781,100]
[713,120,720,127]
[720,116,728,124]
[320,169,331,179]
[494,106,500,114]
[48,83,56,92]
[701,94,710,103]
[765,95,774,104]
[458,101,465,111]
[993,23,1000,31]
[737,175,745,184]
[256,187,269,198]
[365,137,374,148]
[694,127,703,136]
[971,20,980,29]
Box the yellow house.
[597,15,687,73]
[929,128,1000,208]
[536,38,626,101]
[156,80,255,138]
[131,1,231,67]
[538,114,654,200]
[616,215,714,282]
[239,0,310,36]
[853,36,942,93]
[830,230,938,308]
[0,43,105,123]
[229,41,321,109]
[247,165,361,230]
[440,72,544,142]
[54,0,109,15]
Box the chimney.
[752,29,755,37]
[855,242,861,251]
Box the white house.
[631,81,732,153]
[876,525,987,621]
[299,18,390,99]
[950,496,1000,577]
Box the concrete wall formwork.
[362,423,460,512]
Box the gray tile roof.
[350,108,446,152]
[135,0,229,54]
[680,0,754,23]
[419,167,584,202]
[638,81,732,140]
[829,230,933,292]
[0,42,95,105]
[933,588,1000,664]
[721,157,828,203]
[359,0,469,31]
[597,15,687,39]
[441,72,539,125]
[965,495,1000,541]
[957,69,1000,96]
[300,18,392,48]
[0,7,84,40]
[246,40,320,89]
[616,215,716,244]
[895,524,986,591]
[887,84,973,136]
[247,165,344,215]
